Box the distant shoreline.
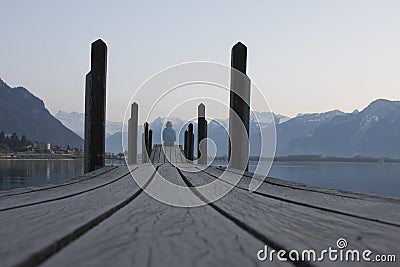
[2,154,400,163]
[273,155,400,163]
[214,155,400,163]
[0,154,82,160]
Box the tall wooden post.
[128,102,138,164]
[84,39,107,173]
[184,130,188,159]
[197,103,207,164]
[228,42,250,171]
[84,72,91,173]
[188,123,194,161]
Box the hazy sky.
[1,0,400,122]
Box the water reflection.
[0,159,126,191]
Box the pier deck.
[1,150,399,267]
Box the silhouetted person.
[162,121,176,145]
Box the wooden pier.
[0,40,399,267]
[1,159,399,266]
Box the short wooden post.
[142,122,149,163]
[197,103,207,164]
[184,130,188,159]
[128,102,138,164]
[142,132,147,163]
[84,39,107,173]
[148,129,153,156]
[188,123,194,161]
[228,42,250,171]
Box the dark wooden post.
[188,123,194,161]
[144,122,149,150]
[148,129,153,156]
[84,39,107,173]
[128,102,138,164]
[184,130,188,159]
[228,42,250,171]
[84,72,91,173]
[197,103,207,164]
[141,132,147,163]
[142,122,149,163]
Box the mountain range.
[0,79,82,148]
[55,111,123,138]
[58,99,400,158]
[2,77,400,158]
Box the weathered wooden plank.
[151,144,160,163]
[170,146,177,163]
[164,145,170,163]
[180,167,400,266]
[149,147,155,162]
[0,165,157,267]
[176,146,183,163]
[158,146,165,164]
[202,167,400,226]
[40,165,292,267]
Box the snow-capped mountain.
[58,99,400,158]
[285,99,400,157]
[55,111,123,138]
[251,111,290,125]
[275,110,346,155]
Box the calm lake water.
[0,159,399,198]
[0,159,124,191]
[249,161,400,198]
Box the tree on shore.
[0,131,33,152]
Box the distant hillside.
[0,78,83,148]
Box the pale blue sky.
[1,0,399,122]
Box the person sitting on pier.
[162,121,176,146]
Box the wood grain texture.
[200,167,400,226]
[180,166,400,267]
[1,163,399,267]
[0,165,155,267]
[41,165,291,267]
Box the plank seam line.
[203,168,400,228]
[0,166,119,198]
[216,167,400,203]
[14,164,161,267]
[0,167,132,212]
[176,167,314,267]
